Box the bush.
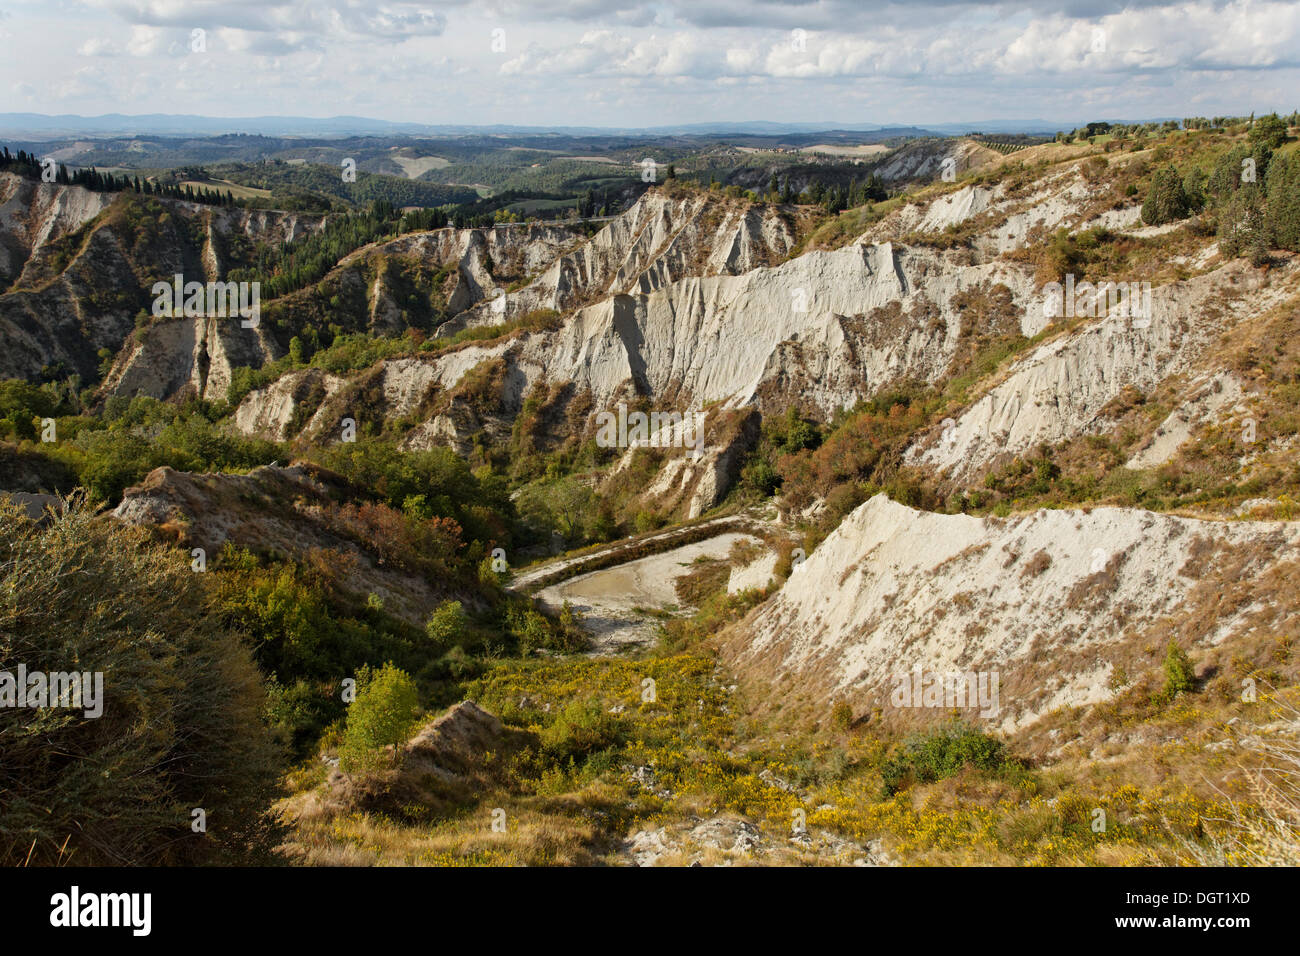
[0,501,282,865]
[338,663,422,772]
[539,699,625,761]
[1162,641,1196,700]
[830,700,854,731]
[879,721,1020,797]
[425,599,468,649]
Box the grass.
[274,588,1297,866]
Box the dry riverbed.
[533,531,763,654]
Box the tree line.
[1,146,236,206]
[1140,116,1300,262]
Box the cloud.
[497,2,1300,80]
[78,36,120,55]
[86,0,448,46]
[125,24,169,56]
[6,0,1298,124]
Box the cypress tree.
[1266,152,1300,252]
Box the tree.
[1266,151,1300,252]
[1141,165,1191,225]
[550,476,595,542]
[338,663,422,772]
[1250,113,1288,151]
[1217,183,1268,260]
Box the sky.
[1,0,1297,128]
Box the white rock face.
[905,258,1297,481]
[725,494,1300,732]
[0,173,116,285]
[317,239,1037,438]
[727,549,779,594]
[1125,372,1245,470]
[365,220,584,322]
[871,139,994,184]
[105,314,283,403]
[0,176,327,387]
[441,193,797,333]
[231,368,348,441]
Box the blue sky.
[1,1,1297,127]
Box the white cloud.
[495,2,1300,81]
[125,24,169,56]
[3,0,1297,125]
[78,36,120,56]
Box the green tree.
[1266,151,1300,252]
[1141,165,1191,225]
[425,599,468,648]
[1250,113,1288,150]
[339,663,422,772]
[1162,642,1196,700]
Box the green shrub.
[425,599,468,649]
[879,721,1020,797]
[539,699,625,761]
[1162,641,1196,700]
[830,700,854,731]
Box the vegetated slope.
[112,462,484,627]
[227,141,1288,523]
[24,125,1278,534]
[8,122,1300,868]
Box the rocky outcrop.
[434,192,798,335]
[239,237,1037,448]
[112,463,474,626]
[722,494,1300,732]
[602,406,761,520]
[356,220,584,324]
[870,138,999,184]
[0,176,326,386]
[905,257,1297,481]
[103,313,283,403]
[231,367,348,441]
[0,172,115,288]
